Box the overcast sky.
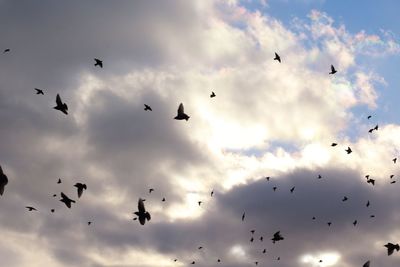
[1,0,400,266]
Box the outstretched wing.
[138,198,145,213]
[363,261,370,267]
[177,103,184,115]
[145,212,151,221]
[77,187,83,198]
[331,65,335,72]
[56,94,62,106]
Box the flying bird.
[53,194,57,197]
[393,158,397,164]
[290,186,295,193]
[374,125,378,131]
[210,91,216,98]
[367,115,371,119]
[34,88,44,95]
[211,190,214,197]
[318,174,322,179]
[345,147,352,154]
[134,198,151,225]
[327,222,332,226]
[174,103,190,121]
[74,183,87,198]
[329,65,337,74]
[250,230,255,234]
[3,48,10,53]
[366,178,375,186]
[384,243,400,256]
[271,231,284,243]
[149,188,154,194]
[0,165,8,196]
[54,94,68,115]
[260,236,263,242]
[342,196,348,202]
[25,206,37,211]
[94,58,103,68]
[51,209,55,213]
[144,104,152,111]
[273,186,277,191]
[262,248,266,254]
[366,200,370,207]
[250,237,254,242]
[363,260,370,267]
[390,174,394,179]
[57,178,62,184]
[353,220,357,226]
[60,192,76,208]
[198,201,202,206]
[331,143,337,147]
[242,212,245,221]
[162,197,166,202]
[88,221,92,225]
[274,52,281,63]
[265,176,270,181]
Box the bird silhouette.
[94,58,103,68]
[210,92,216,98]
[191,261,195,264]
[149,188,154,194]
[363,260,370,267]
[342,196,348,202]
[57,178,62,184]
[198,246,203,250]
[54,94,68,115]
[34,88,44,95]
[274,52,281,63]
[353,220,357,226]
[318,174,322,179]
[271,231,284,243]
[262,248,266,253]
[393,158,397,164]
[60,192,76,208]
[368,128,374,133]
[242,212,245,221]
[367,115,371,119]
[390,174,394,179]
[144,104,152,111]
[374,125,378,131]
[273,186,277,191]
[0,165,8,196]
[174,103,190,121]
[198,201,202,206]
[366,200,370,207]
[134,198,151,225]
[312,216,316,220]
[329,65,337,74]
[260,236,263,242]
[88,221,92,225]
[390,181,396,184]
[366,178,375,185]
[250,237,254,242]
[53,194,57,197]
[345,147,352,154]
[290,186,295,193]
[211,190,214,197]
[162,197,166,202]
[25,206,37,211]
[74,183,87,198]
[51,209,55,213]
[327,222,332,226]
[265,176,270,181]
[331,143,337,146]
[217,259,221,263]
[3,48,10,53]
[250,230,255,234]
[384,243,399,256]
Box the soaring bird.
[265,176,270,181]
[60,192,76,208]
[331,143,337,147]
[384,243,400,256]
[290,186,295,193]
[363,260,370,267]
[271,231,284,243]
[3,48,10,53]
[329,65,337,74]
[144,104,152,111]
[0,165,8,196]
[57,178,62,184]
[94,58,103,68]
[174,103,190,121]
[134,198,151,225]
[25,206,37,211]
[242,212,245,221]
[34,88,44,95]
[374,125,378,131]
[367,178,375,185]
[393,158,397,164]
[54,94,68,115]
[88,221,92,225]
[74,183,87,198]
[342,196,348,202]
[345,147,352,154]
[327,222,332,226]
[210,91,216,98]
[274,52,281,63]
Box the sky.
[0,0,400,266]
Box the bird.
[173,259,178,262]
[88,221,92,225]
[198,246,203,250]
[250,230,255,234]
[273,186,277,191]
[211,190,214,197]
[3,48,10,53]
[54,94,68,115]
[363,260,370,267]
[271,231,284,243]
[393,158,397,164]
[342,196,348,202]
[368,128,374,133]
[329,65,337,74]
[94,58,103,68]
[353,220,357,226]
[391,181,396,184]
[345,147,352,154]
[242,212,245,221]
[174,103,190,121]
[74,183,87,198]
[327,222,332,226]
[367,178,375,186]
[274,52,281,63]
[290,186,295,193]
[366,200,370,207]
[370,215,375,218]
[25,206,37,211]
[331,143,337,146]
[198,201,202,206]
[191,261,195,264]
[254,261,258,265]
[250,237,254,242]
[318,174,322,179]
[144,104,152,111]
[210,91,216,98]
[52,194,57,197]
[51,209,55,213]
[34,88,44,95]
[57,178,62,184]
[265,176,270,181]
[384,243,400,256]
[262,249,266,253]
[312,216,316,220]
[60,192,76,208]
[134,198,151,225]
[149,188,154,194]
[162,197,166,202]
[374,125,378,131]
[390,174,394,179]
[260,236,263,242]
[367,115,371,119]
[0,165,8,196]
[217,259,221,263]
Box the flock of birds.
[0,47,398,267]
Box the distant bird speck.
[174,103,190,121]
[34,88,44,95]
[329,65,337,74]
[274,52,281,63]
[25,206,37,211]
[3,48,10,53]
[345,147,352,154]
[0,165,8,196]
[210,92,216,98]
[144,104,152,111]
[331,143,337,147]
[94,58,103,68]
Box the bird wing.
[77,187,83,198]
[146,212,151,221]
[178,103,184,115]
[138,198,145,213]
[331,65,335,72]
[363,261,370,267]
[56,94,62,106]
